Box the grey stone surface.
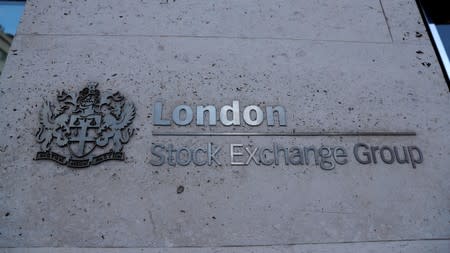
[19,0,391,42]
[380,0,429,43]
[0,0,449,251]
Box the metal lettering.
[173,105,193,126]
[150,144,165,166]
[153,102,170,126]
[167,144,176,166]
[243,105,264,126]
[274,144,289,165]
[354,143,371,164]
[304,146,319,166]
[288,147,304,165]
[380,146,395,164]
[408,146,423,168]
[259,147,274,165]
[196,105,217,126]
[176,147,191,166]
[192,147,208,166]
[208,143,222,165]
[333,147,348,165]
[220,101,240,126]
[394,146,410,164]
[267,105,287,126]
[370,146,379,164]
[245,147,260,165]
[318,147,335,170]
[230,144,245,165]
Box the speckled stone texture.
[0,0,449,252]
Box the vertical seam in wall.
[378,0,394,43]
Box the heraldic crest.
[35,82,136,168]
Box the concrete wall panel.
[1,0,449,251]
[19,0,391,42]
[0,35,449,247]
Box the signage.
[34,83,423,170]
[150,103,423,170]
[149,143,423,170]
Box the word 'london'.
[153,101,286,126]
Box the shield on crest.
[68,114,101,158]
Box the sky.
[0,1,25,35]
[437,25,450,56]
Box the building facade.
[0,29,13,76]
[0,0,449,252]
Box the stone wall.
[0,0,449,252]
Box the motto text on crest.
[35,82,136,168]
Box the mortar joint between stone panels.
[165,238,450,249]
[68,238,450,249]
[378,0,394,43]
[14,33,394,45]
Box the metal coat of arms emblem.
[35,82,136,168]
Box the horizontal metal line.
[152,131,416,137]
[173,237,450,249]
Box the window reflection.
[0,0,26,76]
[417,0,450,88]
